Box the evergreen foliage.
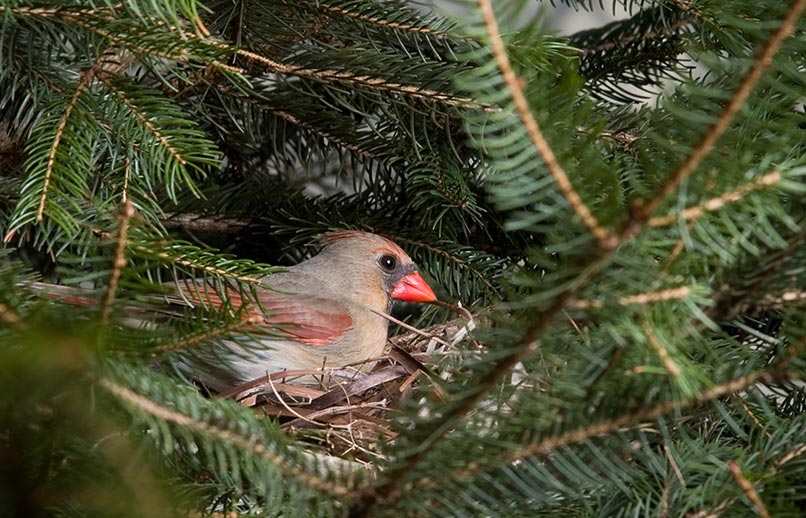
[0,0,804,516]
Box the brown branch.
[632,0,806,223]
[98,377,355,496]
[759,290,806,309]
[571,286,691,310]
[99,200,135,326]
[150,314,264,354]
[303,0,460,39]
[774,444,806,469]
[0,303,27,330]
[477,0,616,249]
[235,49,489,110]
[96,73,187,165]
[36,69,94,223]
[649,171,782,227]
[161,212,251,235]
[727,460,770,518]
[642,321,680,377]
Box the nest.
[217,320,473,467]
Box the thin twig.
[369,309,452,349]
[571,286,691,310]
[727,460,770,518]
[98,377,355,496]
[649,171,781,227]
[99,200,135,327]
[477,0,616,249]
[632,0,805,222]
[642,321,680,377]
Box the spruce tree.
[1,0,804,516]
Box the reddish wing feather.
[253,290,352,346]
[171,281,352,346]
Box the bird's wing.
[169,280,353,347]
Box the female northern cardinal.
[171,231,437,391]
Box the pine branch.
[419,340,803,491]
[34,69,94,224]
[630,0,806,223]
[98,377,356,497]
[356,1,805,510]
[648,171,782,227]
[99,200,135,327]
[478,0,615,249]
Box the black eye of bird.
[379,254,397,272]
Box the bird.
[24,231,437,392]
[168,230,437,392]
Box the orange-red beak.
[392,272,437,303]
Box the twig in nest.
[370,309,453,349]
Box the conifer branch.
[97,377,355,497]
[632,0,805,222]
[360,0,803,494]
[235,49,490,110]
[2,5,240,73]
[427,349,801,489]
[641,320,680,377]
[151,314,263,354]
[130,244,264,285]
[731,394,769,437]
[708,233,804,322]
[96,73,187,165]
[727,460,770,518]
[99,200,135,326]
[302,0,459,39]
[571,286,691,309]
[0,303,27,330]
[213,84,380,160]
[36,69,94,223]
[477,0,616,250]
[649,171,781,227]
